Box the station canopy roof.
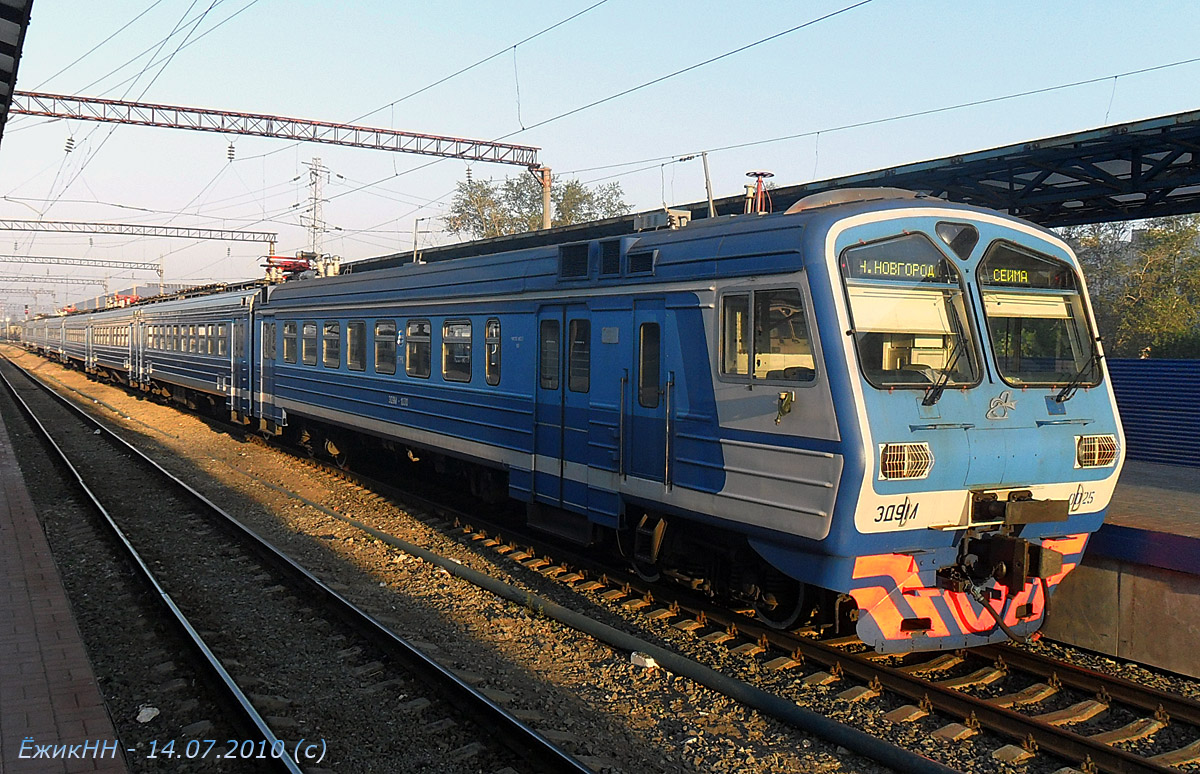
[739,109,1200,227]
[0,0,33,150]
[349,108,1200,272]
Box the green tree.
[1061,215,1200,357]
[445,173,631,240]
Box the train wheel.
[632,559,661,583]
[754,572,807,630]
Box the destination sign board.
[979,243,1076,290]
[845,258,944,281]
[840,233,958,284]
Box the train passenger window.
[406,320,431,378]
[721,294,750,376]
[207,324,216,354]
[302,322,318,365]
[374,320,396,374]
[638,323,660,408]
[442,320,471,382]
[199,325,207,354]
[347,321,366,371]
[218,324,228,356]
[485,318,501,386]
[283,322,297,363]
[539,320,560,389]
[568,319,590,392]
[189,325,197,353]
[323,321,341,368]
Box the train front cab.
[793,203,1124,652]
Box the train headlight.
[879,442,934,480]
[1075,434,1119,468]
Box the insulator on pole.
[64,136,75,153]
[227,142,235,162]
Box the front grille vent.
[1076,434,1119,468]
[879,442,934,480]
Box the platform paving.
[0,408,127,772]
[1105,460,1200,539]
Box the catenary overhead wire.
[228,0,613,166]
[32,0,171,91]
[282,1,879,215]
[561,55,1200,183]
[492,0,875,141]
[347,0,612,126]
[76,0,260,95]
[47,1,222,213]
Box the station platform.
[0,410,127,772]
[1043,460,1200,678]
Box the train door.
[533,304,591,511]
[132,320,145,385]
[85,325,93,371]
[128,321,137,376]
[232,318,249,420]
[627,300,669,484]
[257,318,274,428]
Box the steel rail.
[976,644,1200,729]
[1,354,591,774]
[287,453,1186,774]
[0,359,301,774]
[511,532,1187,774]
[10,344,1193,774]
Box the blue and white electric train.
[23,188,1123,652]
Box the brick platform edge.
[0,406,128,773]
[1043,547,1200,680]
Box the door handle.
[776,391,794,425]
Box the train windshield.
[840,234,979,389]
[977,242,1100,387]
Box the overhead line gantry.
[0,253,160,271]
[0,274,105,286]
[0,219,278,244]
[11,91,541,167]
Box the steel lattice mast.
[11,91,541,167]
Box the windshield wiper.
[1054,352,1101,403]
[922,335,965,406]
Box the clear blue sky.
[3,0,1199,311]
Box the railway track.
[445,526,1200,774]
[0,356,589,774]
[255,433,1200,774]
[10,348,1200,774]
